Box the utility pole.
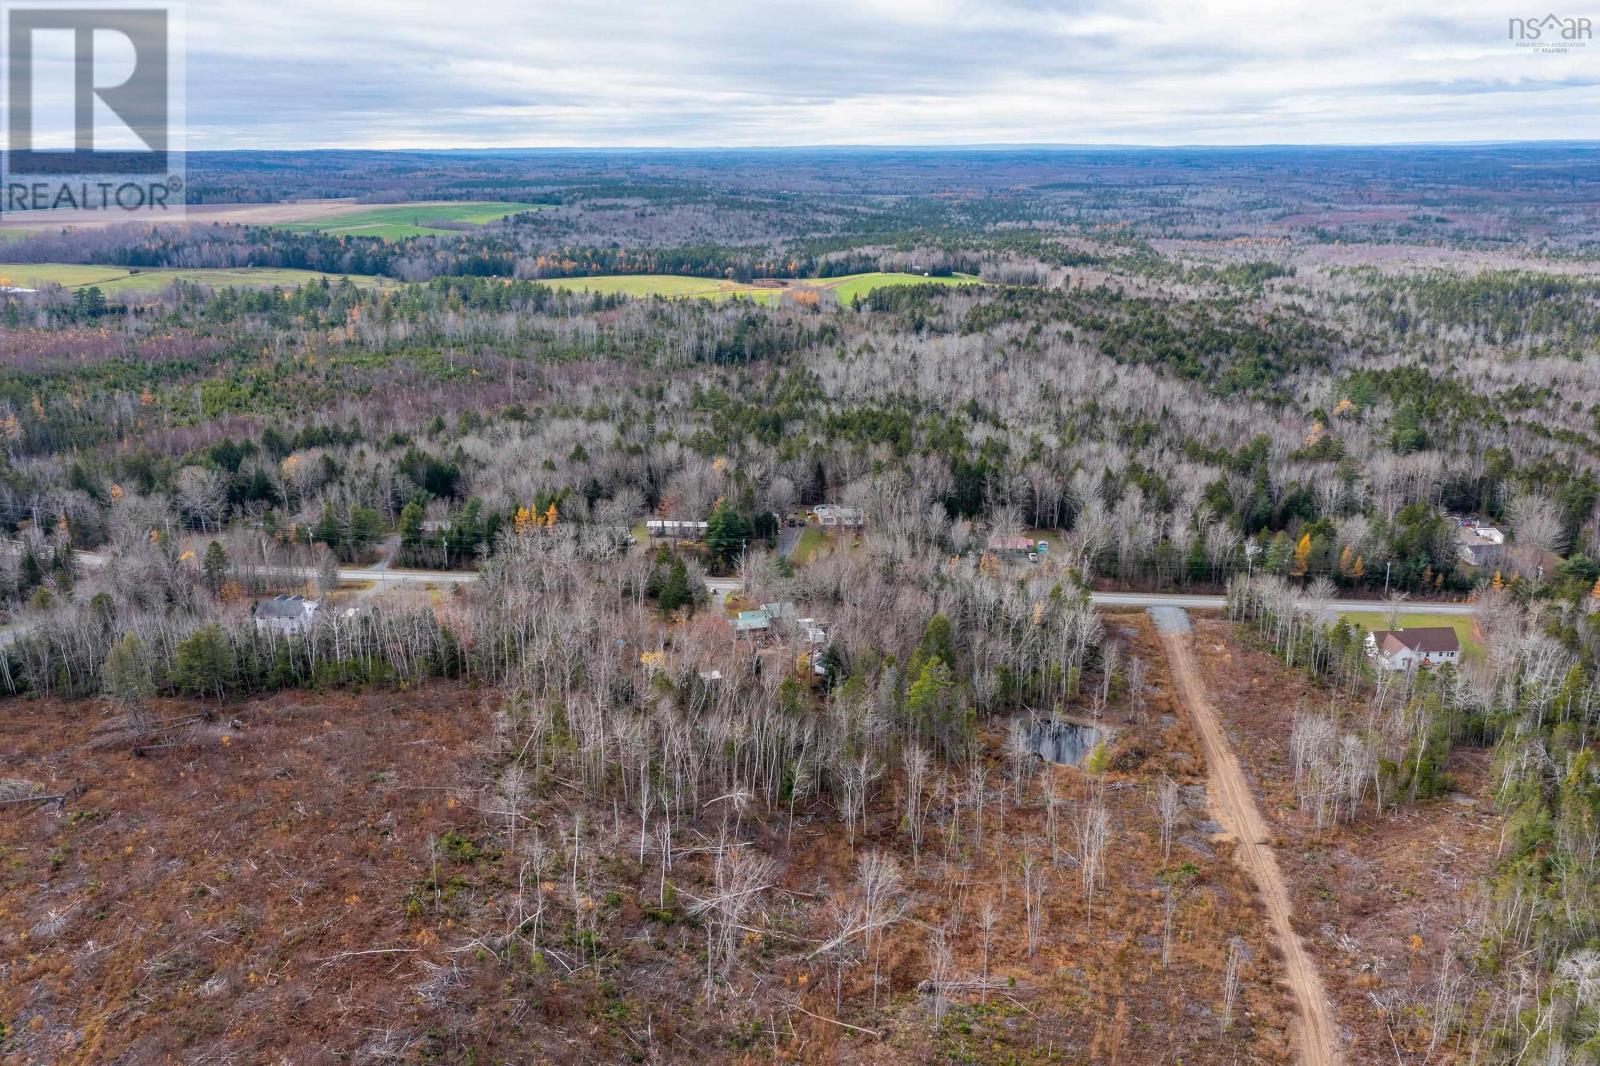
[1384,561,1391,596]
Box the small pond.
[1026,719,1105,767]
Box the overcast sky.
[179,0,1600,148]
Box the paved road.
[1090,590,1477,615]
[70,547,477,584]
[0,551,1468,654]
[337,565,477,585]
[704,578,742,606]
[61,549,1490,611]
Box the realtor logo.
[1508,12,1592,51]
[0,2,185,218]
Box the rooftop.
[1457,526,1504,546]
[1373,627,1460,654]
[256,594,318,619]
[732,610,771,632]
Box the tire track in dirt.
[1156,626,1340,1066]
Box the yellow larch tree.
[1291,533,1312,577]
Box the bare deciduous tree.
[1508,492,1568,576]
[690,841,775,999]
[175,465,228,533]
[1074,790,1110,926]
[1155,775,1181,865]
[902,744,931,865]
[1220,937,1245,1033]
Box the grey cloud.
[175,0,1600,146]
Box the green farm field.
[537,271,981,303]
[0,263,396,294]
[273,201,548,238]
[822,271,980,303]
[537,274,773,301]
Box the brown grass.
[1187,616,1500,1062]
[0,618,1311,1063]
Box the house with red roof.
[1365,627,1461,671]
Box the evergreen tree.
[103,633,154,727]
[705,500,750,566]
[348,506,384,556]
[913,613,955,676]
[906,656,965,758]
[314,503,342,552]
[397,499,426,564]
[171,624,235,708]
[202,540,230,594]
[1265,531,1293,574]
[656,556,693,614]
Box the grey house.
[254,594,320,636]
[1456,524,1506,567]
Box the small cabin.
[986,534,1035,557]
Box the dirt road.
[1158,628,1341,1066]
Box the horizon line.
[178,138,1600,155]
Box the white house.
[812,504,864,529]
[1365,627,1461,671]
[645,518,708,540]
[1456,522,1506,567]
[254,594,320,636]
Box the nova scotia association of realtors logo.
[0,1,185,221]
[1508,12,1593,51]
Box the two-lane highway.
[62,547,1488,612]
[1087,590,1477,615]
[0,550,1473,651]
